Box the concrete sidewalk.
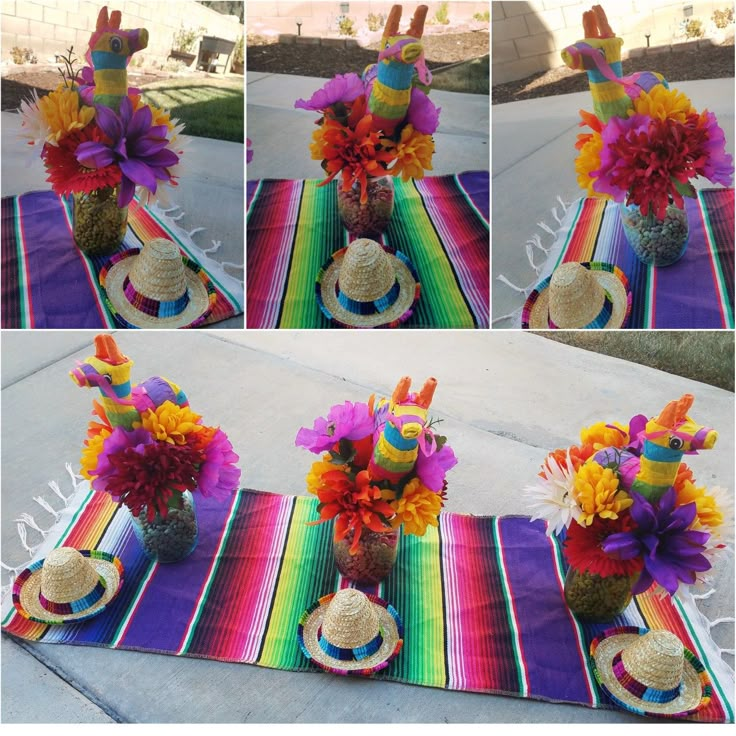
[246,72,490,181]
[0,112,244,328]
[492,78,736,326]
[1,330,733,723]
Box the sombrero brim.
[522,261,632,330]
[100,249,216,329]
[317,246,420,329]
[13,551,124,625]
[297,592,404,675]
[590,627,712,718]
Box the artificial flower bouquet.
[80,398,240,520]
[525,394,726,620]
[295,376,457,583]
[18,7,185,255]
[563,5,733,266]
[294,5,440,237]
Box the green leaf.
[671,177,696,199]
[338,438,356,464]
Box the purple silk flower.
[294,73,364,112]
[602,488,711,596]
[75,96,179,207]
[406,87,441,135]
[295,401,374,454]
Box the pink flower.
[406,88,441,135]
[198,429,241,500]
[415,443,457,492]
[294,73,364,112]
[295,401,374,454]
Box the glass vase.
[337,175,395,239]
[130,490,198,563]
[563,566,637,622]
[619,199,689,267]
[333,523,399,584]
[72,185,127,256]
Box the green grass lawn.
[141,76,243,143]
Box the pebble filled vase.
[619,199,689,267]
[130,491,198,563]
[333,524,399,584]
[337,175,395,239]
[563,565,637,622]
[72,184,128,256]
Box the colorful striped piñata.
[2,488,732,722]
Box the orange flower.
[385,124,434,182]
[311,96,396,204]
[539,444,595,477]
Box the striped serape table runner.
[2,488,732,722]
[1,190,244,329]
[538,188,734,328]
[246,172,490,329]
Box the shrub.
[434,1,450,25]
[233,35,244,65]
[712,8,734,28]
[365,12,385,32]
[473,11,490,22]
[684,19,705,38]
[173,25,205,53]
[338,15,357,37]
[11,47,37,64]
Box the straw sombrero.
[13,547,124,625]
[522,261,631,329]
[590,627,712,718]
[100,238,216,329]
[316,238,420,328]
[297,588,403,676]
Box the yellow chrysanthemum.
[675,480,723,530]
[306,457,347,495]
[80,428,111,480]
[632,85,695,124]
[575,133,609,198]
[574,461,632,526]
[38,86,95,145]
[386,124,434,182]
[135,400,203,445]
[387,478,442,536]
[579,421,628,450]
[310,125,328,161]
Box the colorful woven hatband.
[591,627,712,719]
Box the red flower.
[313,468,394,553]
[564,515,644,578]
[42,124,122,196]
[105,442,200,521]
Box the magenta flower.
[198,429,241,500]
[416,443,457,492]
[294,73,364,112]
[75,96,179,207]
[406,88,441,135]
[602,488,711,596]
[295,401,374,454]
[246,138,253,164]
[90,427,153,493]
[698,110,734,186]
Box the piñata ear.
[416,377,437,409]
[675,394,695,422]
[592,5,615,38]
[655,399,679,428]
[97,6,109,31]
[392,376,412,405]
[383,5,402,39]
[582,9,598,38]
[110,10,122,29]
[407,5,428,38]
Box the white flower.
[17,89,50,158]
[524,450,581,536]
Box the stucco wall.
[492,0,733,85]
[2,0,243,67]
